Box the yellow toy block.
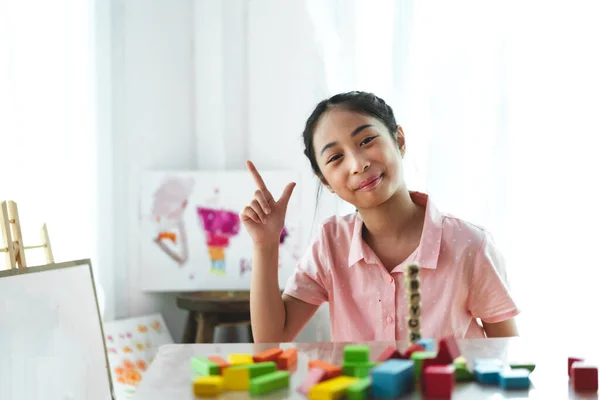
[228,353,254,366]
[223,366,249,391]
[193,375,224,397]
[309,376,359,400]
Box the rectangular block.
[309,376,358,400]
[308,360,342,380]
[298,367,327,395]
[193,375,224,397]
[228,353,254,366]
[571,362,599,392]
[253,347,283,363]
[346,377,371,400]
[249,370,290,396]
[474,363,502,385]
[424,365,455,398]
[343,362,376,378]
[410,351,436,381]
[277,348,298,370]
[499,368,531,390]
[222,362,277,390]
[207,356,229,373]
[509,362,536,372]
[371,359,415,398]
[191,357,219,377]
[343,345,370,363]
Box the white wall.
[110,0,338,342]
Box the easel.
[0,200,54,269]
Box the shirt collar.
[347,191,443,270]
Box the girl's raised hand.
[240,161,296,246]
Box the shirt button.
[386,316,393,324]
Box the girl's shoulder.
[439,212,493,247]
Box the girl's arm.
[250,243,319,342]
[482,318,519,338]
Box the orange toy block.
[276,348,298,370]
[207,356,230,373]
[308,360,343,380]
[254,348,284,363]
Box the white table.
[134,338,599,399]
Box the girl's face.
[312,108,406,209]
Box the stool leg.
[182,311,197,343]
[195,313,217,343]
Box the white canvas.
[103,314,173,400]
[138,170,303,291]
[0,260,112,400]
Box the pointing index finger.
[246,160,268,191]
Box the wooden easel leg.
[7,201,26,268]
[0,201,17,269]
[40,223,54,263]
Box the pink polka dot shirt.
[283,191,520,341]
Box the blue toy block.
[499,368,531,390]
[474,358,504,369]
[474,363,503,385]
[370,359,414,398]
[416,338,435,352]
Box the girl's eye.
[327,154,341,164]
[361,136,376,146]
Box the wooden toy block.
[222,362,277,391]
[249,370,290,396]
[424,365,455,398]
[436,336,461,363]
[403,343,425,359]
[253,347,283,363]
[343,345,370,363]
[276,348,298,370]
[571,362,599,392]
[193,375,224,397]
[376,346,403,362]
[569,357,584,378]
[308,360,343,380]
[509,362,536,372]
[346,377,371,400]
[416,338,435,352]
[191,357,219,377]
[308,375,359,400]
[228,353,254,366]
[475,358,504,369]
[410,351,437,381]
[371,359,415,399]
[207,356,229,373]
[453,357,474,382]
[474,363,503,385]
[342,362,376,378]
[297,367,327,395]
[499,368,531,390]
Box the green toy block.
[344,345,370,363]
[453,359,474,382]
[346,377,371,400]
[510,362,536,372]
[410,351,437,381]
[191,357,219,377]
[230,361,277,378]
[249,370,290,396]
[343,362,377,378]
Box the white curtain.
[0,1,104,315]
[307,0,600,342]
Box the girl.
[242,91,519,343]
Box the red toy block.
[276,348,298,370]
[403,343,425,359]
[437,336,461,364]
[207,356,230,373]
[571,362,599,392]
[297,367,327,395]
[424,365,455,398]
[253,348,283,363]
[308,360,342,380]
[569,357,584,378]
[376,346,403,362]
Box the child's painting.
[139,170,302,291]
[103,314,173,400]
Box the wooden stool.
[176,291,253,343]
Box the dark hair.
[302,91,399,177]
[302,91,401,216]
